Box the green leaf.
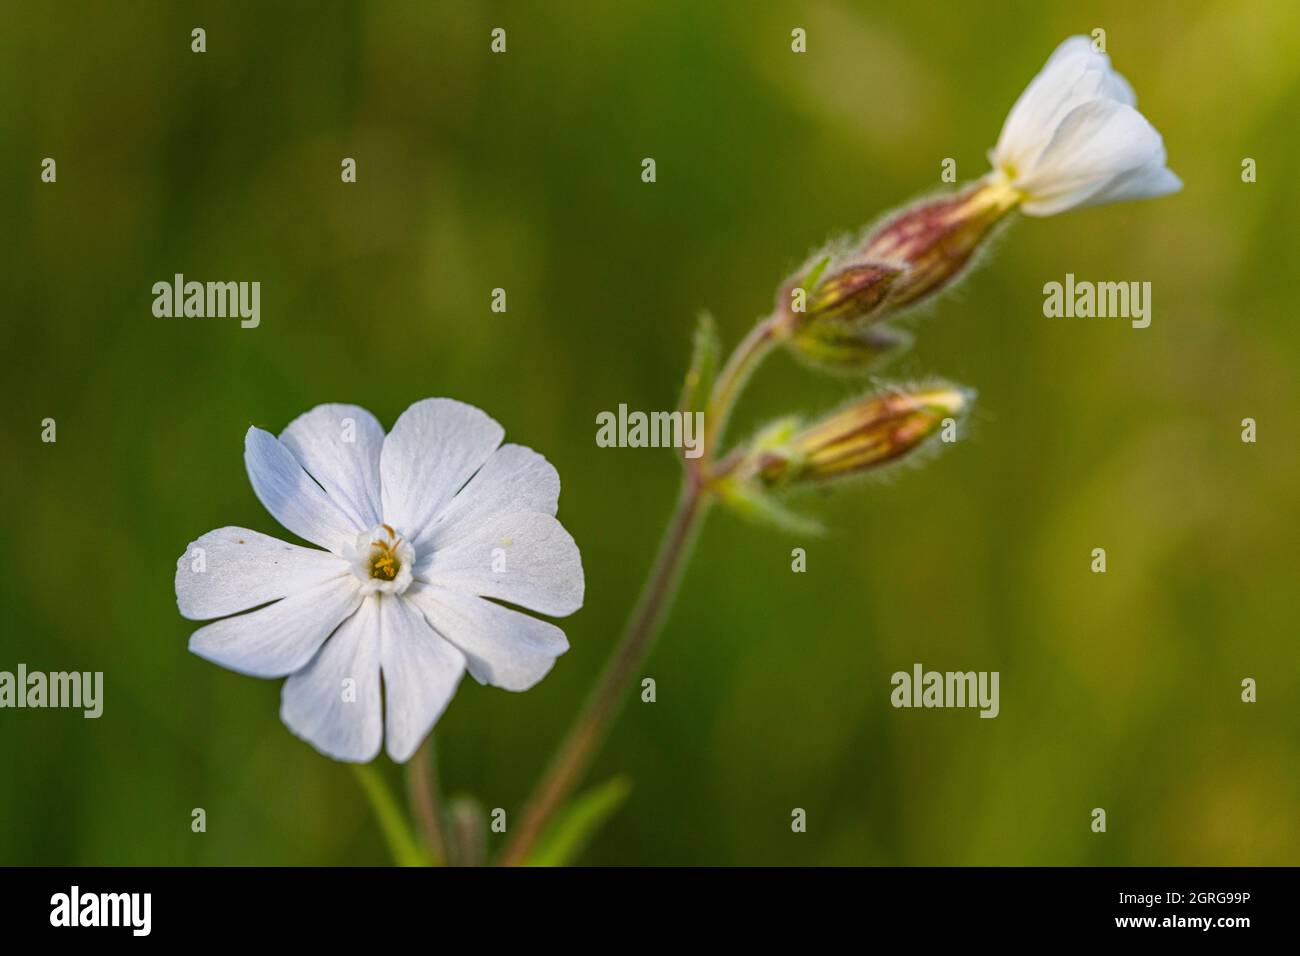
[523,777,632,867]
[801,254,832,291]
[715,477,825,536]
[750,415,802,453]
[789,322,912,374]
[679,311,721,415]
[351,764,435,867]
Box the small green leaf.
[750,415,802,452]
[523,777,632,867]
[679,311,721,415]
[715,477,824,536]
[801,254,832,291]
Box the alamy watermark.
[890,662,999,718]
[0,664,103,718]
[595,404,704,459]
[152,273,260,328]
[1043,273,1151,329]
[50,886,150,936]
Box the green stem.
[702,313,781,458]
[499,312,780,866]
[352,764,432,867]
[498,476,710,866]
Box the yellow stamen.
[368,536,401,581]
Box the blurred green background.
[2,0,1298,866]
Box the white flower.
[988,35,1182,216]
[175,398,584,764]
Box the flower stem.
[351,763,432,867]
[703,313,781,456]
[498,475,710,865]
[499,312,780,866]
[406,736,448,865]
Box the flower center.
[348,523,416,595]
[369,537,400,580]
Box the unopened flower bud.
[856,179,1020,311]
[776,35,1179,370]
[789,322,911,373]
[751,384,972,487]
[800,261,902,325]
[780,255,904,370]
[778,180,1016,370]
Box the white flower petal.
[281,596,383,763]
[990,35,1178,218]
[414,443,560,552]
[994,42,1082,163]
[994,36,1121,171]
[175,527,349,621]
[1104,67,1137,109]
[380,398,504,540]
[188,576,363,678]
[184,397,582,763]
[1013,99,1170,216]
[280,404,386,531]
[405,583,568,691]
[245,427,361,552]
[1066,161,1182,211]
[414,509,584,617]
[379,594,466,762]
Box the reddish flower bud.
[752,384,972,487]
[859,177,1020,311]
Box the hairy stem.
[406,736,448,865]
[703,312,782,457]
[498,475,709,865]
[499,312,779,866]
